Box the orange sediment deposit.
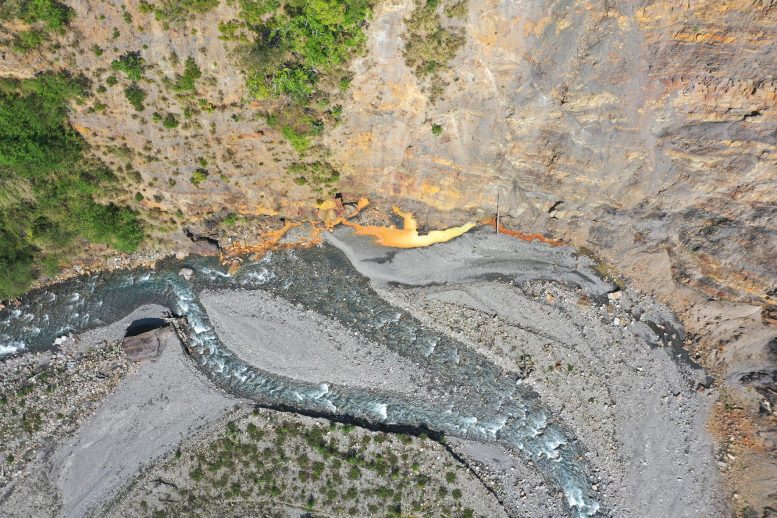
[220,197,372,264]
[482,217,563,246]
[341,206,476,248]
[221,221,306,267]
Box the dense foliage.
[0,74,143,299]
[238,0,372,153]
[404,0,466,102]
[123,83,147,111]
[0,0,74,52]
[240,0,371,102]
[111,51,146,81]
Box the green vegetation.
[0,74,143,298]
[432,122,443,135]
[152,0,220,22]
[12,30,45,52]
[237,0,372,150]
[1,0,74,52]
[190,168,208,186]
[404,0,467,102]
[173,57,202,93]
[0,341,128,476]
[288,161,339,191]
[162,112,179,128]
[111,51,145,81]
[111,413,481,517]
[123,83,147,111]
[9,0,73,28]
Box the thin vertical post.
[496,191,500,234]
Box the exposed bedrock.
[331,0,776,310]
[324,2,777,509]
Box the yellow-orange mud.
[341,206,476,248]
[482,217,563,246]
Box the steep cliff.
[1,0,775,514]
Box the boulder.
[121,326,171,361]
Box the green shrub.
[218,20,244,41]
[1,0,75,52]
[154,0,219,21]
[190,168,208,185]
[239,0,280,25]
[431,123,443,135]
[173,57,201,92]
[404,0,466,102]
[123,83,147,111]
[106,75,118,86]
[162,112,179,128]
[138,1,155,14]
[404,1,465,76]
[111,51,145,81]
[0,73,143,298]
[236,0,373,151]
[13,0,74,30]
[240,0,371,103]
[12,30,45,52]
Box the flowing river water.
[0,245,601,517]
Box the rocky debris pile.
[380,276,726,517]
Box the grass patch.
[288,161,339,191]
[1,0,74,52]
[0,73,143,298]
[12,29,45,51]
[153,0,220,22]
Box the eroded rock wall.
[331,0,776,310]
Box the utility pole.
[496,190,500,235]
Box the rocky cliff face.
[1,0,776,514]
[333,0,776,308]
[330,2,777,511]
